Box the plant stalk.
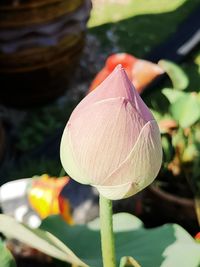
[99,194,116,267]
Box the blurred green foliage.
[16,101,74,152]
[89,0,200,57]
[0,240,16,267]
[150,60,200,198]
[6,159,62,181]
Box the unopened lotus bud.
[60,65,162,200]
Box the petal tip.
[114,63,125,72]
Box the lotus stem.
[99,194,116,267]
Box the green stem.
[99,194,116,267]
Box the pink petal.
[64,97,147,185]
[69,65,153,124]
[95,121,162,199]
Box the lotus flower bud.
[60,65,162,200]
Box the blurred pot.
[144,185,198,234]
[0,0,91,107]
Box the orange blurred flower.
[89,53,164,94]
[28,174,73,224]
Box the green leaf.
[119,256,141,267]
[158,60,189,90]
[182,144,198,163]
[162,135,174,163]
[162,88,186,104]
[170,94,200,128]
[1,213,200,267]
[41,213,200,267]
[0,214,87,267]
[88,213,143,231]
[150,109,162,121]
[0,240,16,267]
